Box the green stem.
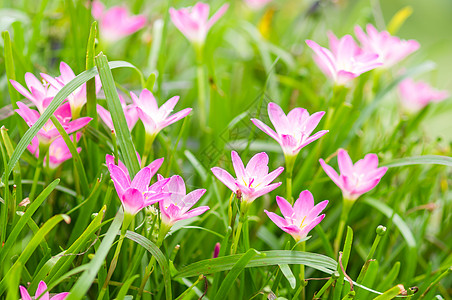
[333,198,354,256]
[141,134,156,168]
[195,44,207,130]
[284,155,296,204]
[298,241,306,300]
[29,145,48,201]
[232,201,250,254]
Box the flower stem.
[29,144,48,201]
[333,198,354,256]
[195,44,207,131]
[285,155,296,204]
[232,201,250,254]
[141,134,156,168]
[298,241,306,300]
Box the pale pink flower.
[319,149,388,201]
[306,32,382,85]
[15,101,92,146]
[20,281,68,300]
[132,89,192,138]
[28,133,82,169]
[10,73,58,114]
[106,155,169,215]
[97,95,138,131]
[91,1,146,43]
[158,175,209,226]
[265,190,328,242]
[41,62,102,118]
[211,151,284,203]
[244,0,273,10]
[251,102,328,158]
[355,24,420,68]
[169,2,229,45]
[398,78,449,112]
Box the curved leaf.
[381,155,452,168]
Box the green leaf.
[184,150,208,182]
[333,226,354,300]
[372,285,404,300]
[2,31,19,108]
[381,155,452,168]
[115,274,139,300]
[125,231,172,300]
[95,53,140,177]
[215,249,259,300]
[279,264,296,289]
[65,210,124,300]
[174,250,337,279]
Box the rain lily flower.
[213,242,221,258]
[244,0,273,10]
[28,133,81,169]
[211,151,284,203]
[158,175,209,226]
[251,102,328,159]
[306,32,382,85]
[15,101,92,147]
[398,78,449,112]
[91,1,146,43]
[41,61,102,118]
[169,2,229,45]
[319,149,388,201]
[106,155,169,216]
[20,281,68,300]
[10,73,58,114]
[98,95,138,131]
[265,191,328,242]
[355,24,420,68]
[132,89,192,140]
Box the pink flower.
[319,149,388,201]
[398,78,449,112]
[28,133,82,169]
[41,62,102,118]
[213,242,221,258]
[106,155,169,215]
[97,94,138,131]
[251,102,328,158]
[91,1,146,43]
[355,24,420,68]
[10,73,58,114]
[244,0,273,10]
[158,175,209,226]
[15,101,92,146]
[20,281,68,300]
[169,2,229,45]
[211,151,284,203]
[132,89,192,138]
[306,32,382,85]
[265,191,328,242]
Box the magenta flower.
[265,191,328,242]
[169,2,229,45]
[41,62,102,118]
[244,0,273,10]
[211,151,284,203]
[319,149,388,201]
[251,102,328,158]
[132,89,192,138]
[98,94,138,131]
[398,78,449,112]
[355,24,420,68]
[15,101,92,146]
[106,155,169,216]
[28,133,82,169]
[91,1,146,43]
[10,73,58,114]
[158,175,209,226]
[306,32,382,85]
[20,281,68,300]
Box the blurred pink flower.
[306,32,382,85]
[265,190,328,242]
[319,149,388,201]
[355,24,420,68]
[20,281,68,300]
[97,94,138,131]
[28,133,82,169]
[132,89,192,138]
[213,242,221,258]
[398,78,449,112]
[158,175,209,226]
[106,155,169,215]
[15,101,92,146]
[41,62,102,117]
[244,0,273,10]
[169,2,229,45]
[251,102,328,158]
[92,1,146,43]
[211,151,284,203]
[10,73,58,114]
